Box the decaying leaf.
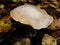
[48,18,60,30]
[14,38,31,45]
[42,34,57,45]
[0,15,12,32]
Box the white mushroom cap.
[10,4,53,30]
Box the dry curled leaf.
[42,34,57,45]
[14,38,31,45]
[48,18,60,30]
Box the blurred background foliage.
[0,0,60,45]
[0,0,60,32]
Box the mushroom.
[10,4,53,30]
